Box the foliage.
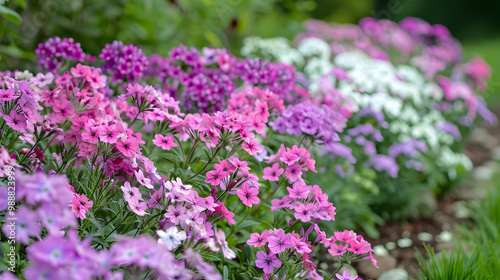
[414,170,500,279]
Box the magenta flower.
[255,251,281,274]
[71,193,94,219]
[152,134,178,150]
[116,137,139,157]
[267,229,292,254]
[3,110,27,132]
[99,124,119,144]
[236,182,260,207]
[262,162,284,182]
[336,269,358,280]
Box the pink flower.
[336,269,358,280]
[255,251,281,274]
[328,242,348,256]
[152,134,178,150]
[287,182,309,199]
[284,164,302,183]
[247,231,268,247]
[215,229,236,259]
[236,182,260,207]
[334,230,355,243]
[99,124,119,144]
[164,204,187,225]
[120,182,142,202]
[267,229,292,254]
[135,169,154,189]
[293,203,314,222]
[205,169,224,186]
[214,203,235,225]
[242,138,262,156]
[116,137,139,157]
[3,110,27,132]
[53,100,76,120]
[262,163,284,182]
[128,197,147,216]
[71,193,93,219]
[348,237,371,255]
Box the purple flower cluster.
[35,36,86,72]
[146,46,297,113]
[389,139,428,158]
[237,58,296,101]
[1,170,76,244]
[434,121,462,141]
[370,155,399,178]
[100,41,148,83]
[270,101,346,146]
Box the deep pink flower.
[267,229,292,254]
[262,162,284,182]
[242,138,262,155]
[255,251,281,274]
[152,134,178,150]
[348,238,371,255]
[236,182,260,207]
[116,137,139,157]
[99,124,119,144]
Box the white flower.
[157,227,187,250]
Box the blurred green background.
[1,0,499,101]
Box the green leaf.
[14,0,26,9]
[237,220,261,230]
[0,6,21,24]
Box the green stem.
[228,178,286,238]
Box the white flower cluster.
[241,37,473,172]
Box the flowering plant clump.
[242,17,494,226]
[0,36,377,280]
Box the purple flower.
[255,251,281,274]
[35,36,85,72]
[336,269,358,280]
[435,121,461,141]
[389,139,428,158]
[1,206,41,244]
[371,155,399,178]
[100,41,148,83]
